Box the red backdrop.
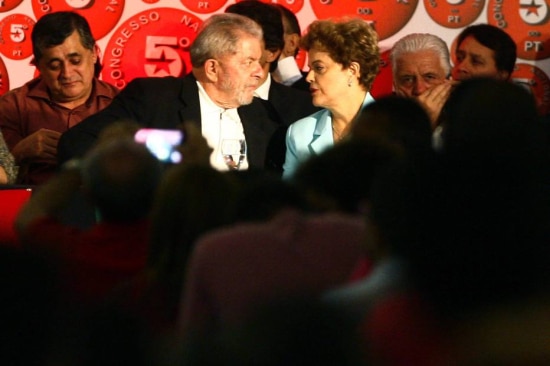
[0,0,548,114]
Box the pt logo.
[519,0,548,25]
[424,0,485,28]
[487,0,550,60]
[101,8,202,89]
[0,13,34,60]
[180,0,229,14]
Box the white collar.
[254,73,271,100]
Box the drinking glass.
[221,139,247,170]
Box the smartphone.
[134,128,184,164]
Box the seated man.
[452,24,516,81]
[0,11,118,185]
[390,33,453,128]
[271,4,309,91]
[225,0,319,172]
[58,13,287,174]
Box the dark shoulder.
[290,73,310,92]
[271,79,309,97]
[125,75,187,89]
[115,76,191,99]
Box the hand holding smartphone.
[134,128,184,164]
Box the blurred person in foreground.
[16,123,163,305]
[362,78,550,366]
[282,18,379,179]
[322,95,435,322]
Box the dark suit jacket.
[58,73,282,170]
[266,80,319,127]
[291,75,310,92]
[243,79,320,172]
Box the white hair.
[390,33,451,79]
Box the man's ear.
[92,44,100,63]
[203,59,219,82]
[282,33,301,58]
[497,69,511,81]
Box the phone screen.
[134,128,184,164]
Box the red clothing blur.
[362,291,452,366]
[25,217,150,305]
[0,77,119,185]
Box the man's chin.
[239,95,255,106]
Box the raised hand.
[416,80,457,129]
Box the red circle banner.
[487,0,550,60]
[310,0,418,40]
[0,0,24,12]
[0,13,34,60]
[101,7,202,89]
[31,0,125,41]
[512,63,550,115]
[424,0,485,28]
[180,0,228,13]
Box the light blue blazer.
[282,92,375,179]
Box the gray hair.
[190,13,263,68]
[390,33,451,79]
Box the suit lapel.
[309,110,333,155]
[239,97,279,169]
[178,73,202,129]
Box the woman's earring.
[347,77,352,87]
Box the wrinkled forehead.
[396,50,445,71]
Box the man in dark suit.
[225,0,318,125]
[58,13,285,172]
[225,0,319,173]
[272,3,310,92]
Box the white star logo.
[519,0,548,25]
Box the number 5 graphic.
[10,24,27,43]
[144,36,184,77]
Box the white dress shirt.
[197,81,248,171]
[254,73,271,100]
[273,56,304,86]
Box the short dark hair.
[275,4,301,35]
[225,0,284,72]
[31,11,102,75]
[456,24,517,76]
[32,11,95,63]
